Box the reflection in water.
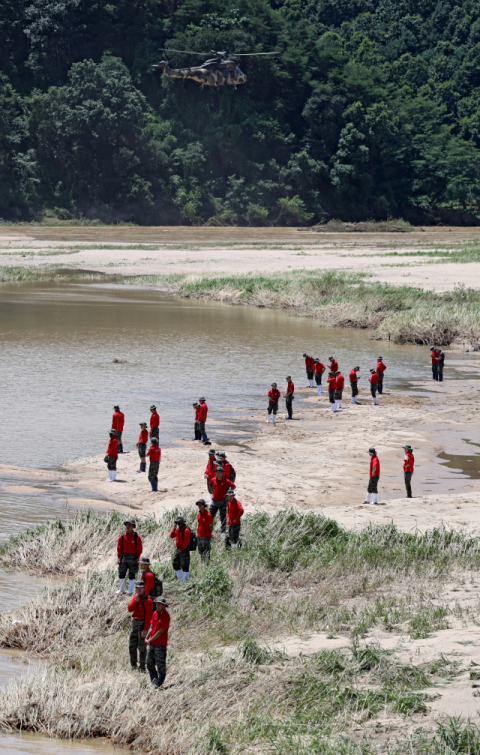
[438,443,480,480]
[0,282,463,470]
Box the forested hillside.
[2,0,480,224]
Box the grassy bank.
[1,510,480,753]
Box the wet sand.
[1,225,480,291]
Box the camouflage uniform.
[150,427,159,441]
[148,462,159,485]
[172,549,190,573]
[129,618,147,670]
[197,537,211,562]
[368,476,379,494]
[147,645,167,676]
[107,456,117,470]
[137,443,146,460]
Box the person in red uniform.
[117,518,142,594]
[376,357,386,394]
[196,498,214,562]
[364,447,380,504]
[136,422,148,473]
[146,596,170,688]
[216,451,232,479]
[314,359,325,395]
[209,467,235,533]
[303,353,315,387]
[139,556,155,596]
[403,444,414,498]
[170,516,191,582]
[327,372,337,412]
[334,371,345,410]
[329,356,338,373]
[198,397,210,444]
[350,366,360,404]
[105,430,118,482]
[226,489,244,549]
[204,448,217,502]
[267,382,281,423]
[284,376,294,420]
[146,438,161,492]
[431,347,440,380]
[369,368,379,405]
[128,580,153,672]
[149,405,160,441]
[112,405,125,453]
[192,402,200,441]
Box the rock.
[112,358,128,364]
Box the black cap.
[174,516,185,525]
[370,369,375,373]
[403,445,412,450]
[368,447,376,454]
[378,357,383,360]
[286,375,291,380]
[150,405,156,410]
[124,518,136,527]
[151,438,159,445]
[303,353,307,357]
[196,498,206,506]
[109,430,116,436]
[208,449,216,455]
[114,405,120,411]
[329,356,334,360]
[354,366,360,371]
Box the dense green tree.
[1,0,480,222]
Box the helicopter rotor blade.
[158,47,209,55]
[231,52,279,56]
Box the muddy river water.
[0,280,474,753]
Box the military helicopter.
[153,48,278,89]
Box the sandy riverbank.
[1,224,480,292]
[3,361,480,534]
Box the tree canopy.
[1,0,480,223]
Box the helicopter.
[152,48,278,89]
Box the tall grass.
[0,511,478,753]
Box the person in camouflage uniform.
[127,580,153,672]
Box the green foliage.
[1,0,480,222]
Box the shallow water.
[0,281,470,471]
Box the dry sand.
[1,225,480,291]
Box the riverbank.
[3,509,480,753]
[2,226,480,345]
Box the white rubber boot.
[372,493,379,505]
[175,570,183,581]
[320,385,323,394]
[373,397,377,405]
[317,385,321,394]
[210,494,213,504]
[331,404,336,412]
[183,572,189,583]
[272,415,276,424]
[112,470,117,481]
[365,493,371,503]
[116,578,125,594]
[267,416,270,423]
[128,579,135,595]
[351,398,354,404]
[339,400,342,408]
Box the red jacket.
[349,369,358,383]
[194,406,201,420]
[377,361,386,374]
[147,446,161,463]
[205,458,216,477]
[150,411,160,429]
[170,526,191,550]
[219,461,231,479]
[227,498,244,526]
[138,429,148,444]
[305,356,314,370]
[268,388,280,403]
[140,570,155,596]
[128,594,153,628]
[112,411,125,432]
[370,455,380,477]
[403,452,414,473]
[327,376,336,390]
[335,374,344,389]
[198,403,208,422]
[209,476,235,502]
[148,609,170,646]
[285,381,294,396]
[330,360,338,372]
[117,531,143,559]
[314,362,325,375]
[106,437,118,457]
[197,509,213,537]
[431,350,440,364]
[369,372,379,385]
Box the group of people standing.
[105,404,161,488]
[364,444,415,504]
